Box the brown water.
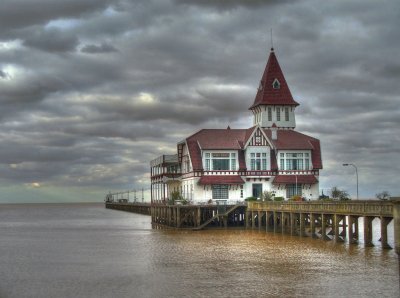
[0,203,398,297]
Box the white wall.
[255,105,296,128]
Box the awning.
[272,175,318,185]
[198,175,245,185]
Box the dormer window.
[272,78,280,89]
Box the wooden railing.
[247,200,393,217]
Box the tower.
[249,48,299,129]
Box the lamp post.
[343,163,358,200]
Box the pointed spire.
[249,49,299,110]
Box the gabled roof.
[188,129,247,150]
[250,49,299,109]
[264,129,316,150]
[184,127,322,171]
[243,125,274,149]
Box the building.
[150,48,322,204]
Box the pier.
[246,200,395,248]
[105,202,151,215]
[105,199,400,252]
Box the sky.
[0,0,399,203]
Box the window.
[204,152,237,171]
[279,152,311,170]
[252,184,263,198]
[276,108,281,121]
[285,107,289,121]
[205,153,210,171]
[212,185,229,200]
[268,107,272,121]
[286,184,302,198]
[250,152,268,170]
[240,185,243,198]
[231,153,236,170]
[272,79,280,89]
[213,159,229,170]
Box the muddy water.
[0,203,398,297]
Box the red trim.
[272,175,318,184]
[198,175,245,185]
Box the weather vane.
[270,28,274,51]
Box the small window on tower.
[272,79,280,89]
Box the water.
[0,203,398,298]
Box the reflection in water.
[0,204,398,298]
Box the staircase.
[192,204,244,231]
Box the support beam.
[380,216,392,249]
[299,213,305,237]
[281,212,286,234]
[273,211,278,233]
[321,214,330,240]
[290,213,295,236]
[334,214,344,242]
[363,216,374,247]
[310,213,317,238]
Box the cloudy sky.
[1,0,399,203]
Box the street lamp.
[343,163,358,200]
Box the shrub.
[262,191,274,201]
[274,196,284,201]
[292,195,302,202]
[376,191,390,200]
[331,186,350,200]
[169,190,182,205]
[245,197,257,201]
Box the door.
[252,183,263,199]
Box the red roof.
[185,127,322,171]
[198,175,245,185]
[191,129,246,150]
[272,175,318,184]
[250,49,299,109]
[264,129,316,150]
[187,140,202,170]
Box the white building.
[151,48,322,204]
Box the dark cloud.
[0,69,8,79]
[23,27,79,52]
[0,0,115,31]
[0,0,399,202]
[174,0,294,9]
[81,42,118,53]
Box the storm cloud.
[0,0,399,202]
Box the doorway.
[252,183,263,199]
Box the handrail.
[247,201,393,217]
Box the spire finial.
[270,28,274,52]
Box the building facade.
[151,48,322,204]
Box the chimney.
[271,123,277,140]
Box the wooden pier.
[105,202,151,215]
[151,203,247,229]
[105,199,400,253]
[246,200,395,248]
